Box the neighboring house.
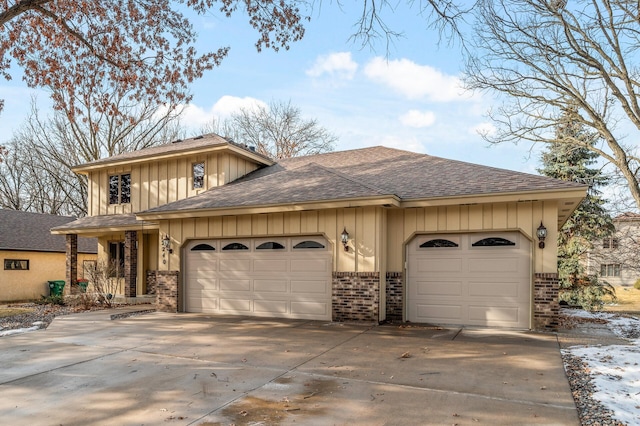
[1,209,97,302]
[586,212,640,287]
[51,134,586,330]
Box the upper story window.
[193,162,205,189]
[109,173,131,204]
[602,238,619,249]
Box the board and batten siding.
[159,201,558,275]
[87,152,260,216]
[160,207,387,275]
[386,201,558,274]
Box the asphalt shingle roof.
[74,134,271,169]
[0,210,97,253]
[143,146,586,215]
[49,214,146,232]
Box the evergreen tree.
[539,108,616,310]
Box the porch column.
[124,230,138,297]
[65,234,78,296]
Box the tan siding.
[268,213,284,234]
[493,203,507,229]
[208,216,223,236]
[237,215,252,236]
[285,212,301,234]
[158,161,168,207]
[252,214,268,235]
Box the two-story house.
[586,212,640,287]
[52,134,586,330]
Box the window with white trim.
[600,263,621,277]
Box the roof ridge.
[305,162,394,196]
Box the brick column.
[65,234,78,296]
[533,273,560,331]
[156,270,179,312]
[124,231,137,297]
[332,272,380,322]
[385,272,404,321]
[146,270,157,295]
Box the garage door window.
[191,243,215,251]
[420,239,459,248]
[222,242,249,251]
[256,242,285,250]
[472,237,516,247]
[293,240,325,249]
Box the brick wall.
[156,270,179,313]
[533,273,560,331]
[124,231,137,297]
[332,272,380,322]
[146,270,157,295]
[386,272,403,321]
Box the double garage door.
[407,232,531,328]
[184,237,332,320]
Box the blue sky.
[0,4,544,174]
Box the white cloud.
[306,52,358,80]
[169,96,267,130]
[364,57,465,101]
[377,135,426,154]
[399,110,436,128]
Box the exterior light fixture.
[341,227,350,251]
[162,234,173,254]
[536,222,548,249]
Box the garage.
[184,237,332,320]
[407,232,531,328]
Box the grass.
[603,285,640,313]
[0,306,35,318]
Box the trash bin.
[77,279,89,293]
[48,280,65,297]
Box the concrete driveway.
[0,308,578,425]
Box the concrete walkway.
[0,309,579,425]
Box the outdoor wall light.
[341,227,350,251]
[536,222,548,249]
[162,234,173,254]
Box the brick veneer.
[65,234,78,296]
[146,270,157,295]
[332,272,380,322]
[385,272,403,321]
[156,270,179,312]
[124,231,137,297]
[533,273,560,331]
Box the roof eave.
[51,221,160,235]
[135,196,402,220]
[71,144,274,174]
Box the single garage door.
[184,237,332,320]
[407,232,531,328]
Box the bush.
[559,274,616,311]
[35,295,65,306]
[634,279,640,290]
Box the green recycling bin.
[48,280,65,297]
[77,279,89,293]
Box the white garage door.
[407,233,531,328]
[184,237,332,320]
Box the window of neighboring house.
[109,173,131,204]
[602,238,619,249]
[109,241,125,277]
[193,162,205,189]
[4,259,29,270]
[600,263,621,277]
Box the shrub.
[634,279,640,290]
[35,295,65,306]
[559,274,616,311]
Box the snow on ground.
[562,309,640,425]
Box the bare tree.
[227,100,337,159]
[0,88,183,216]
[464,0,640,210]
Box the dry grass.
[0,306,35,318]
[603,286,640,313]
